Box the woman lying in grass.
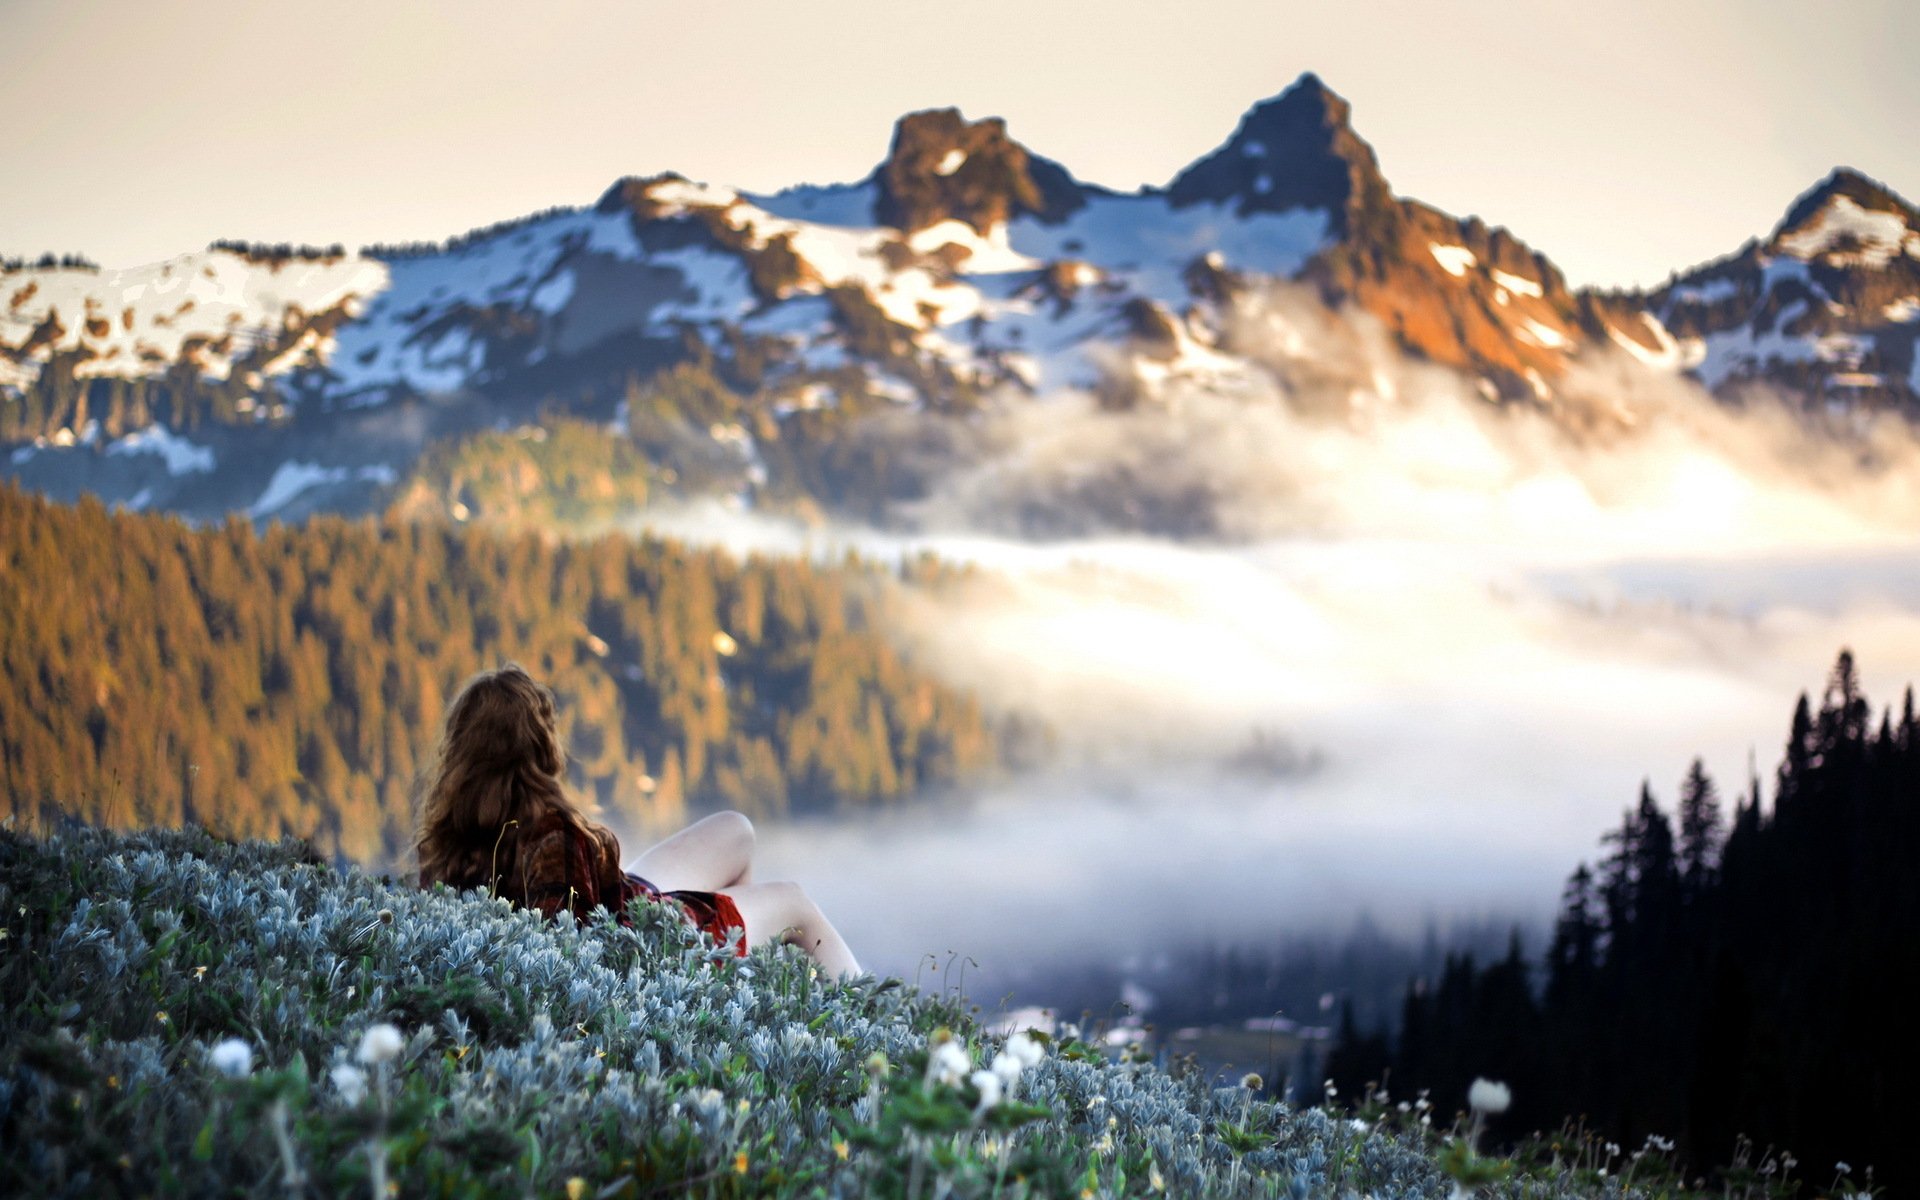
[414,663,861,977]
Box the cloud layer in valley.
[631,285,1920,992]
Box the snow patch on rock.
[104,424,216,475]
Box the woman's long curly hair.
[415,664,588,891]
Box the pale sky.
[3,0,1914,288]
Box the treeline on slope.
[0,483,1005,870]
[0,346,308,443]
[1325,651,1920,1192]
[391,353,985,532]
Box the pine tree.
[1676,758,1723,898]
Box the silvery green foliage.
[0,827,1648,1198]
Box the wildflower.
[833,1138,849,1161]
[331,1063,368,1105]
[970,1068,1002,1115]
[155,1011,170,1026]
[1837,1162,1852,1175]
[1467,1078,1511,1115]
[990,1050,1023,1088]
[565,1179,587,1200]
[192,965,206,980]
[356,1023,404,1065]
[1088,1093,1107,1108]
[208,1038,254,1078]
[1095,1132,1115,1155]
[928,1039,970,1088]
[1149,1162,1166,1192]
[1322,1079,1336,1099]
[732,1151,748,1175]
[694,1088,724,1109]
[1005,1031,1045,1070]
[864,1051,891,1079]
[1242,1073,1264,1092]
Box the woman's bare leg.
[727,881,861,979]
[628,811,755,892]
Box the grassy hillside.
[0,825,1777,1199]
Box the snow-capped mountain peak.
[1655,167,1920,401]
[1768,168,1920,268]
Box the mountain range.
[5,73,1917,524]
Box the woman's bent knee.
[704,810,754,849]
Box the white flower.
[1005,1031,1045,1070]
[356,1023,404,1065]
[330,1063,368,1105]
[928,1040,970,1087]
[969,1068,1002,1114]
[1836,1162,1852,1175]
[208,1038,253,1078]
[990,1050,1023,1088]
[1467,1077,1511,1115]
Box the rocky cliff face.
[870,108,1087,236]
[1168,73,1395,234]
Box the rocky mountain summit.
[3,74,1915,522]
[1650,168,1920,405]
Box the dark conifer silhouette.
[1330,650,1920,1192]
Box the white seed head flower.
[1467,1077,1511,1115]
[1005,1031,1045,1070]
[356,1023,404,1065]
[929,1040,970,1088]
[1836,1162,1852,1175]
[1242,1073,1264,1092]
[330,1063,368,1105]
[990,1050,1023,1088]
[208,1038,253,1078]
[969,1068,1002,1114]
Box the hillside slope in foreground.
[0,826,1734,1198]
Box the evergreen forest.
[0,483,1003,869]
[1327,652,1920,1193]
